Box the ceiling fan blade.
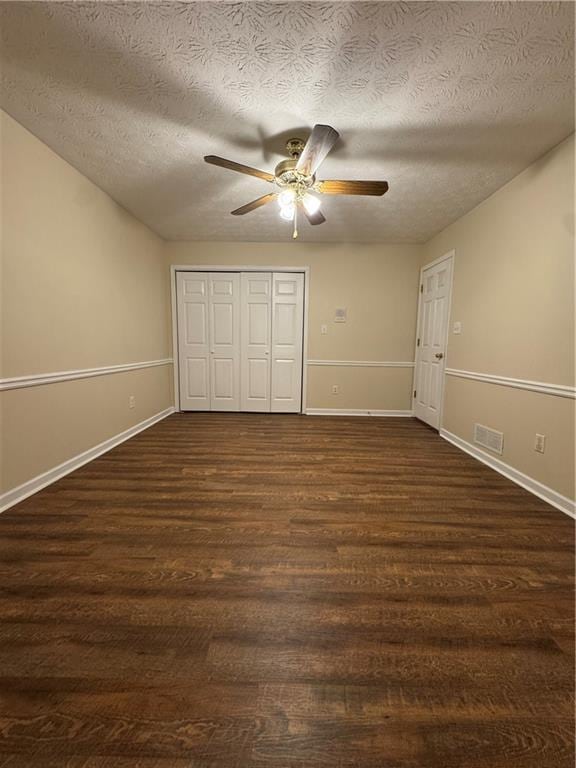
[296,124,340,177]
[231,193,277,216]
[204,155,275,183]
[303,208,326,225]
[317,180,389,196]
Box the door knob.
[264,350,269,355]
[435,352,444,359]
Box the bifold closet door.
[177,271,303,413]
[177,272,240,411]
[271,272,304,413]
[208,273,240,411]
[177,272,210,410]
[241,273,272,411]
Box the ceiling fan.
[204,124,389,239]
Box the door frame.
[412,250,455,430]
[170,265,310,413]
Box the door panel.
[210,274,240,411]
[211,303,234,345]
[184,303,207,345]
[241,272,272,411]
[177,272,211,410]
[271,273,304,413]
[414,257,452,429]
[247,358,269,400]
[248,304,269,345]
[213,358,235,399]
[185,358,208,399]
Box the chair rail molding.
[307,360,415,368]
[0,359,174,391]
[445,368,576,399]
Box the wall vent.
[473,423,504,455]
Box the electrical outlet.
[331,385,339,395]
[321,324,328,335]
[129,395,136,409]
[535,433,546,453]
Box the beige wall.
[2,107,573,508]
[424,134,575,500]
[1,111,173,494]
[165,241,422,411]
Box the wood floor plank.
[0,413,573,766]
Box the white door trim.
[412,250,454,430]
[170,265,310,413]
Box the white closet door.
[271,272,304,413]
[241,273,272,412]
[414,257,452,429]
[209,273,240,411]
[177,272,211,410]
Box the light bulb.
[279,204,295,221]
[303,193,321,215]
[278,189,296,208]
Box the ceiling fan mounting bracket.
[286,137,305,158]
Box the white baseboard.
[305,408,413,417]
[0,407,175,513]
[440,428,575,519]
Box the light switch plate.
[321,324,328,335]
[453,321,462,334]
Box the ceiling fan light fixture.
[279,204,295,221]
[303,193,321,215]
[278,188,296,208]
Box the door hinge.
[413,390,416,398]
[420,284,423,293]
[417,338,420,347]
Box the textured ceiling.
[1,1,574,243]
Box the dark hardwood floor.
[0,413,573,767]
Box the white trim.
[170,265,310,414]
[307,360,415,368]
[305,408,413,417]
[421,249,456,270]
[413,250,455,429]
[445,368,576,399]
[0,359,174,392]
[170,264,309,273]
[440,428,575,519]
[301,271,310,412]
[0,407,175,513]
[170,267,180,411]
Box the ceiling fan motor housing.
[274,137,315,189]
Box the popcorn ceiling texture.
[1,1,573,242]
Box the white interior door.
[241,273,272,412]
[271,272,304,413]
[413,256,452,429]
[209,273,240,411]
[177,272,210,410]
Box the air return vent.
[473,423,504,455]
